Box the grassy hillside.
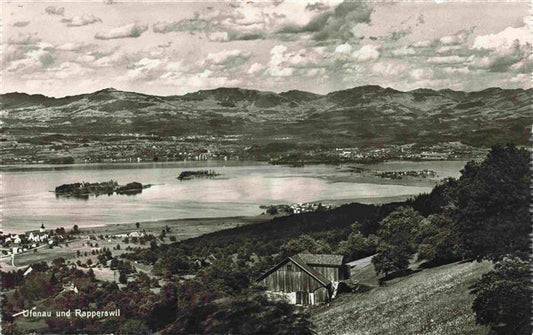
[312,261,492,335]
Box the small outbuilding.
[256,252,349,306]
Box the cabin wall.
[259,262,323,293]
[310,265,340,282]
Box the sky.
[2,0,531,97]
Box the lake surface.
[1,160,467,233]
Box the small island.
[374,169,437,180]
[177,170,220,181]
[55,180,150,197]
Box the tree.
[280,234,331,258]
[470,257,531,334]
[337,232,377,261]
[135,222,140,229]
[119,271,128,284]
[454,144,530,260]
[416,213,460,264]
[372,207,422,277]
[72,225,79,234]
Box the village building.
[256,252,348,306]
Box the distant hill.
[1,85,531,147]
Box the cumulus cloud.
[8,33,40,45]
[45,6,64,16]
[410,68,433,80]
[427,55,468,64]
[371,61,409,77]
[470,42,531,73]
[335,43,353,54]
[439,29,471,45]
[95,23,148,40]
[153,17,208,34]
[56,42,92,52]
[392,47,416,57]
[202,49,251,70]
[279,0,372,41]
[473,26,532,50]
[153,15,266,42]
[62,14,102,27]
[13,21,30,28]
[353,45,380,62]
[267,45,294,77]
[469,26,532,74]
[4,47,55,74]
[247,62,265,75]
[442,66,469,74]
[411,40,431,48]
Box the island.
[55,180,150,197]
[177,170,220,180]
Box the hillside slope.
[312,261,492,335]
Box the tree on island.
[136,222,140,229]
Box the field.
[312,260,493,335]
[0,215,269,272]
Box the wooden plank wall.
[259,262,323,293]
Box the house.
[256,252,349,306]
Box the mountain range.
[2,85,531,148]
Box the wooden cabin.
[256,252,348,306]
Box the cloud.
[353,44,380,62]
[439,29,471,45]
[45,6,64,16]
[95,23,148,40]
[153,17,208,34]
[247,62,265,75]
[335,43,353,54]
[279,0,372,41]
[411,40,432,48]
[427,55,468,64]
[207,31,229,42]
[62,14,102,27]
[436,45,462,54]
[371,61,409,77]
[305,3,330,12]
[442,66,469,74]
[56,42,92,52]
[470,41,531,73]
[410,68,433,80]
[392,47,416,57]
[8,33,40,45]
[469,26,532,74]
[4,47,55,74]
[473,26,532,50]
[202,49,251,70]
[153,15,265,42]
[267,45,294,77]
[13,21,30,28]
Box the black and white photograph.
[0,0,531,334]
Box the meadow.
[312,260,493,335]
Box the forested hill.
[2,86,531,148]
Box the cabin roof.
[256,255,331,287]
[297,252,345,267]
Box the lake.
[1,160,467,233]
